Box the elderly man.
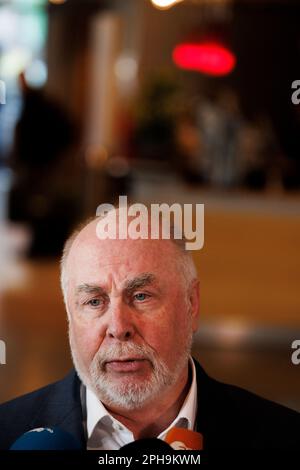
[0,211,300,450]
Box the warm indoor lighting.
[173,41,236,76]
[48,0,66,5]
[114,55,138,83]
[151,0,183,10]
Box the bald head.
[60,212,197,307]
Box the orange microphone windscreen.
[165,427,203,450]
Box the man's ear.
[188,279,200,332]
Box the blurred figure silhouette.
[8,72,78,257]
[238,115,278,190]
[174,111,204,184]
[197,89,242,188]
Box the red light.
[173,42,236,76]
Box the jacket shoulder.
[0,370,82,450]
[194,359,300,448]
[0,371,72,416]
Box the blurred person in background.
[238,115,279,190]
[174,110,204,184]
[197,88,242,188]
[8,72,79,257]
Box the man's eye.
[86,298,102,307]
[134,293,149,302]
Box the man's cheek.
[82,330,106,363]
[70,325,96,363]
[146,330,171,360]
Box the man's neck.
[106,365,191,440]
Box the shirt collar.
[85,356,197,439]
[158,356,197,439]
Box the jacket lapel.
[29,369,86,448]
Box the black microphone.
[10,427,81,450]
[120,438,174,454]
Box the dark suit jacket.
[0,360,299,450]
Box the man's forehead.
[68,236,177,277]
[69,222,177,263]
[71,239,170,263]
[70,258,174,295]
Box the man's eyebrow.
[75,284,106,296]
[124,273,157,291]
[75,274,157,297]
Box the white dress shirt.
[83,357,198,450]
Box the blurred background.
[0,0,299,412]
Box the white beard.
[69,329,193,410]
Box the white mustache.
[95,343,155,369]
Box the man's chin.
[101,370,153,388]
[91,377,157,409]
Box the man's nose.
[106,300,136,341]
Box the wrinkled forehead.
[66,225,182,288]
